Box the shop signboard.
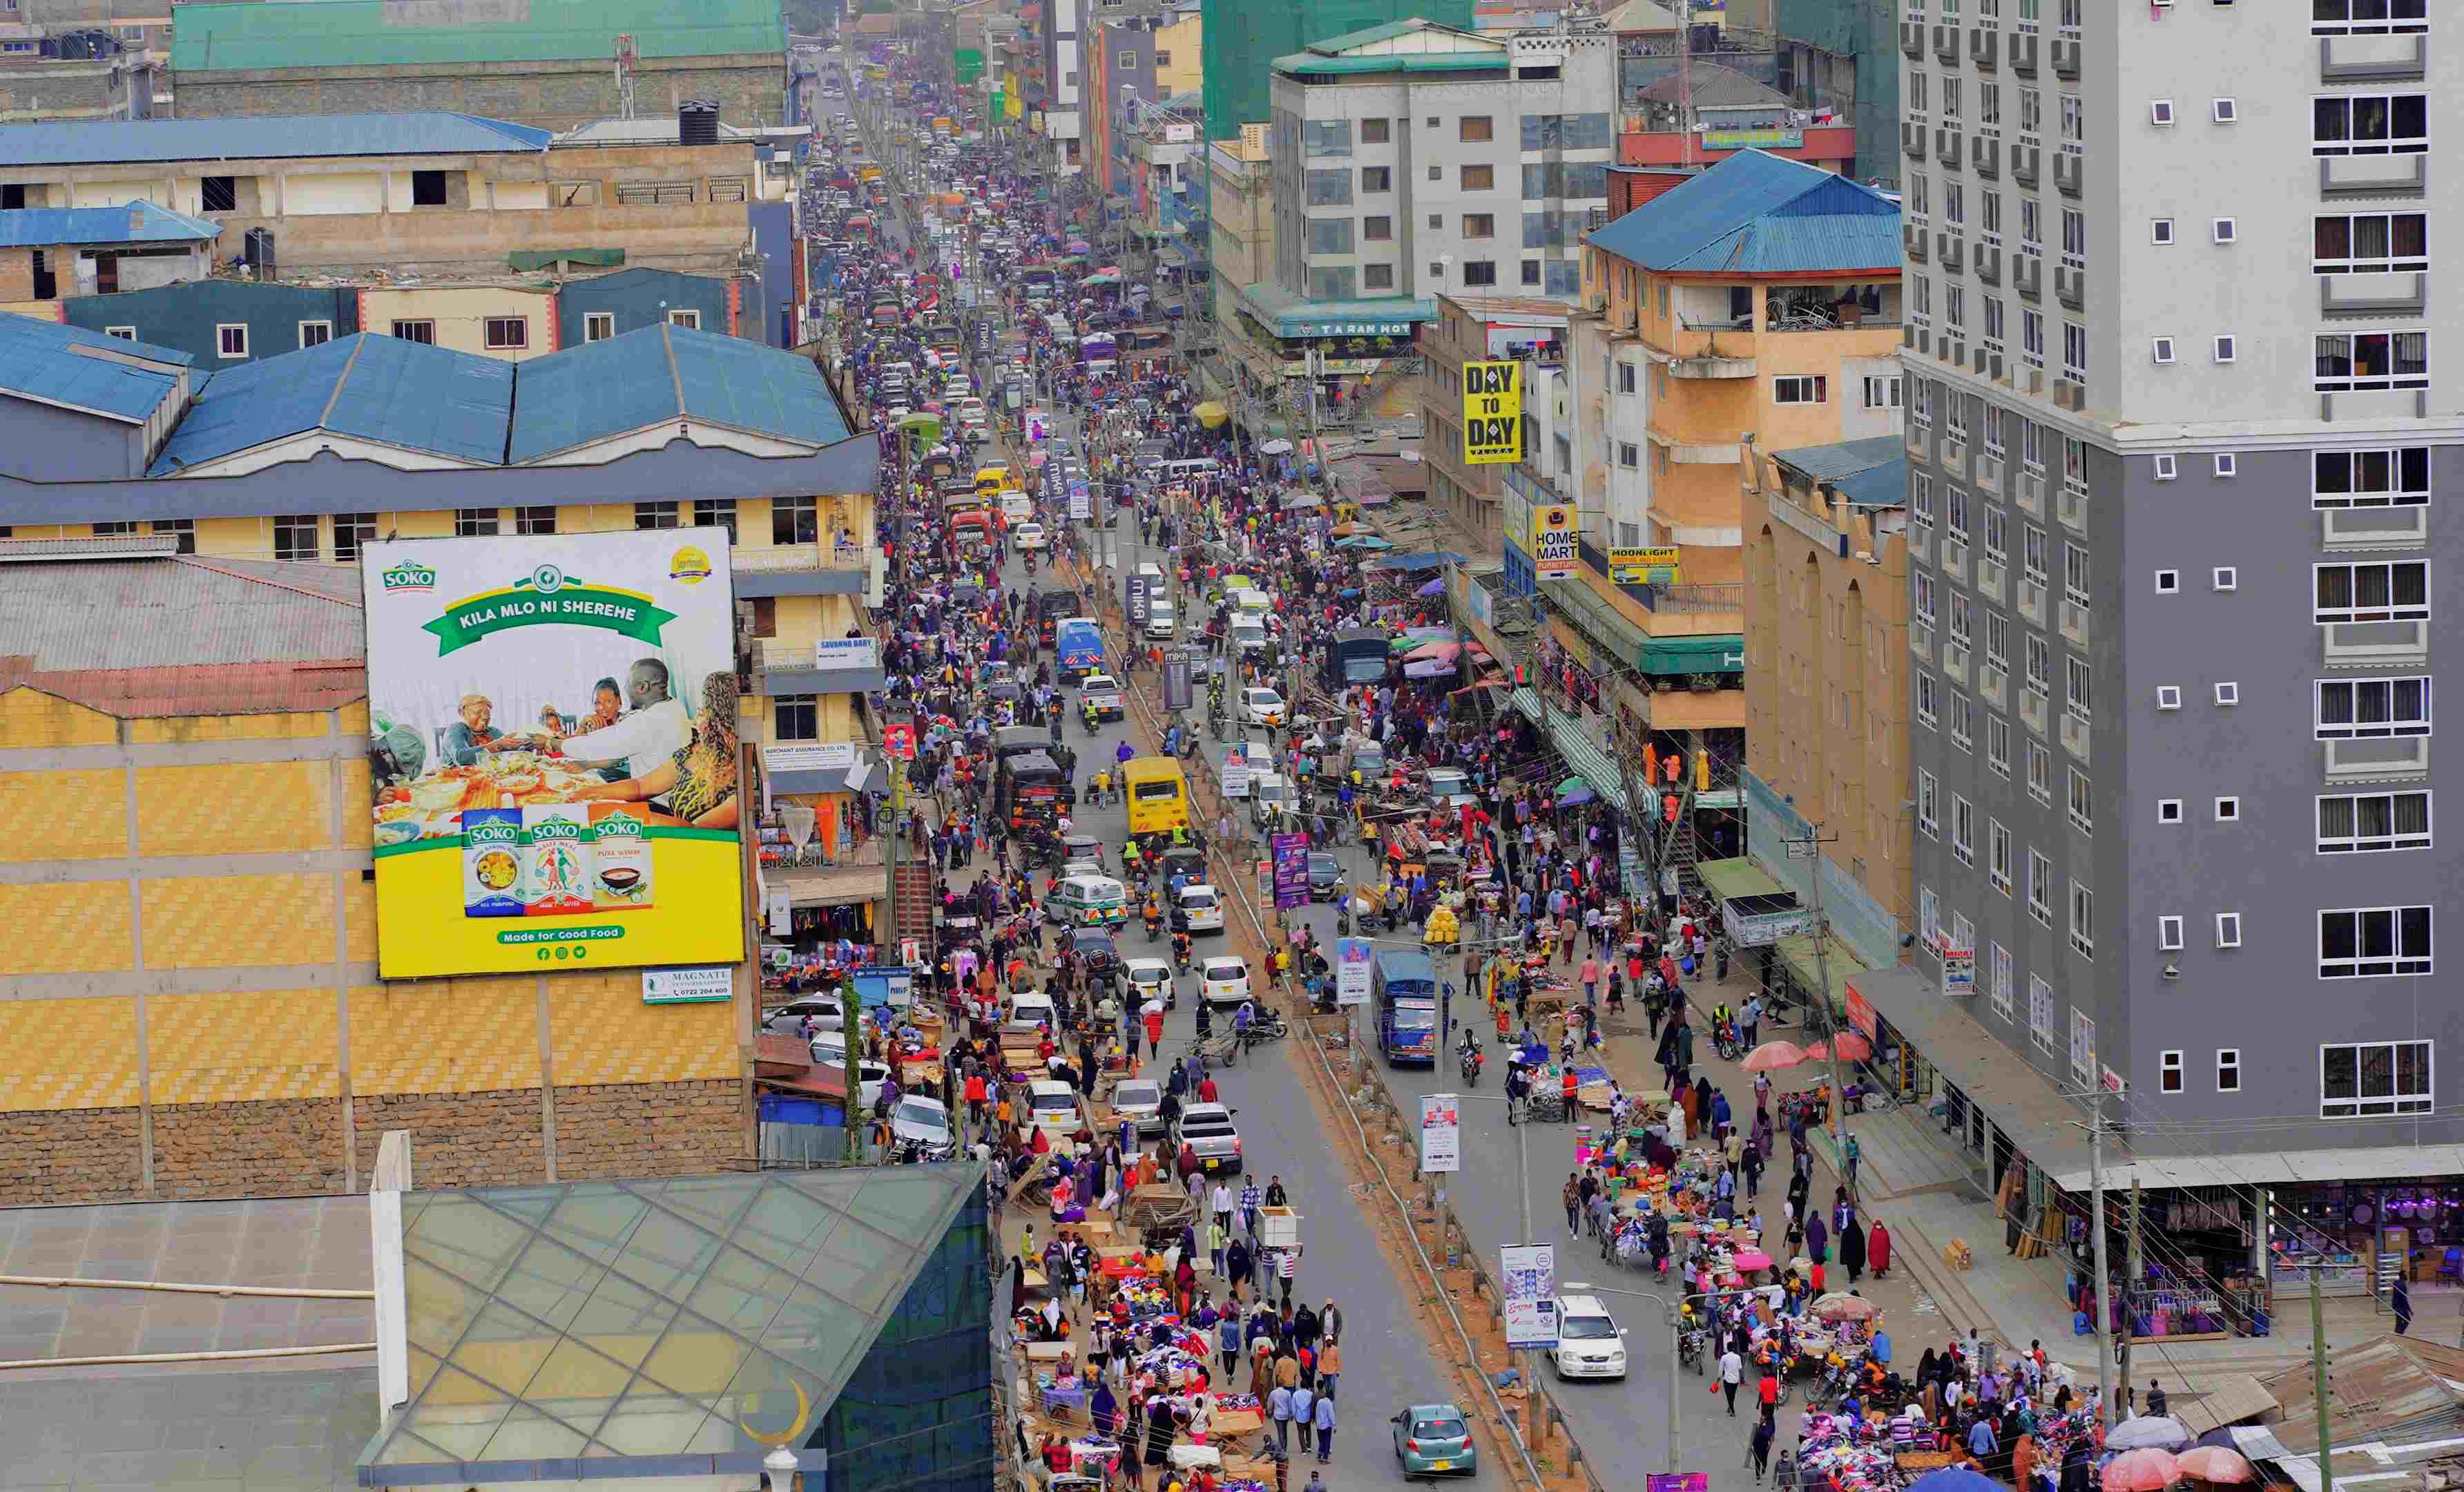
[1530,502,1579,580]
[1418,1093,1461,1173]
[1705,126,1802,150]
[1501,1243,1558,1348]
[1068,480,1092,519]
[1610,545,1682,585]
[815,636,880,672]
[1162,648,1194,709]
[851,964,916,1008]
[1222,745,1252,798]
[883,722,916,759]
[1336,938,1372,1006]
[1845,980,1879,1040]
[1271,831,1311,908]
[360,530,747,979]
[1729,904,1814,946]
[1942,945,1976,998]
[1461,358,1523,466]
[642,966,733,1004]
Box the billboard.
[1530,503,1579,580]
[1336,937,1372,1006]
[1501,1243,1559,1348]
[1418,1093,1461,1173]
[1609,545,1682,585]
[1271,831,1311,908]
[1461,359,1523,466]
[362,530,748,979]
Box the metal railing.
[1646,581,1746,613]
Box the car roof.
[1203,955,1246,970]
[1407,1403,1466,1418]
[1181,1102,1232,1120]
[900,1094,949,1112]
[1125,957,1169,973]
[1558,1292,1613,1314]
[1028,1078,1074,1093]
[1070,926,1115,942]
[1178,882,1217,896]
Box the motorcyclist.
[1081,696,1099,734]
[1142,891,1162,937]
[1171,930,1192,970]
[1459,1030,1485,1086]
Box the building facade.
[1770,0,1898,188]
[1896,0,2464,1168]
[1200,0,1474,144]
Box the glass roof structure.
[358,1165,987,1486]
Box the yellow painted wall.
[0,998,141,1111]
[134,762,334,857]
[148,988,340,1104]
[142,873,336,968]
[349,978,541,1094]
[549,973,735,1086]
[0,883,135,974]
[0,767,125,861]
[358,286,555,361]
[0,687,119,747]
[1154,14,1204,95]
[1,299,64,322]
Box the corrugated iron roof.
[1587,149,1901,274]
[507,323,850,463]
[0,313,189,423]
[1635,61,1793,108]
[150,332,512,475]
[0,555,363,675]
[2262,1335,2464,1453]
[173,0,787,73]
[0,200,220,248]
[0,112,553,167]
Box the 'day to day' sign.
[1460,360,1523,466]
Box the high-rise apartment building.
[1890,0,2457,1178]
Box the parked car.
[1392,1404,1478,1476]
[1239,687,1286,727]
[1171,1101,1242,1174]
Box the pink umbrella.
[1801,1040,1831,1061]
[2101,1450,2184,1491]
[1732,1249,1775,1272]
[1405,640,1463,662]
[1741,1040,1808,1073]
[2175,1448,2256,1484]
[1830,1031,1875,1062]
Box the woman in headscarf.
[1869,1218,1893,1279]
[1915,1346,1940,1393]
[579,670,742,828]
[1840,1214,1868,1283]
[1805,1208,1829,1265]
[1693,1075,1715,1140]
[1142,1395,1177,1486]
[1091,1377,1121,1440]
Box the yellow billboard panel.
[1530,502,1578,580]
[1461,359,1523,466]
[360,530,749,979]
[1610,545,1682,584]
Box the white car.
[1229,622,1268,658]
[1240,687,1287,727]
[1081,673,1125,720]
[1173,883,1224,934]
[1427,766,1479,809]
[1021,1079,1084,1145]
[1013,522,1049,551]
[1201,954,1251,1007]
[889,1094,954,1149]
[1125,956,1175,1009]
[1143,600,1177,641]
[1550,1288,1629,1379]
[1108,1077,1165,1136]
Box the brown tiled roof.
[0,660,368,719]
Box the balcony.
[1673,352,1759,379]
[1938,231,1965,270]
[1936,126,1964,170]
[1976,243,2003,285]
[2011,142,2041,189]
[2323,619,2429,669]
[2011,31,2039,75]
[2018,576,2046,625]
[1972,134,2001,179]
[2054,151,2083,198]
[1933,22,1961,61]
[1905,222,1930,260]
[2054,263,2084,309]
[2013,254,2042,302]
[1976,555,2008,605]
[1907,519,1934,567]
[1976,452,2003,494]
[1979,662,2007,706]
[2322,504,2429,551]
[2019,470,2045,517]
[1940,438,1970,481]
[1942,640,1971,685]
[2020,687,2048,736]
[1910,621,1935,664]
[2058,480,2088,531]
[2051,36,2079,77]
[2059,709,2090,763]
[2059,596,2091,647]
[1900,19,1925,57]
[2320,32,2425,82]
[2324,735,2430,783]
[1970,26,1999,69]
[1906,422,1932,463]
[2319,271,2428,321]
[1903,121,1929,160]
[1941,535,1969,584]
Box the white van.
[1202,955,1251,1007]
[1550,1288,1629,1379]
[1006,989,1058,1033]
[1144,599,1177,640]
[1162,457,1223,484]
[1048,873,1131,926]
[1000,489,1033,523]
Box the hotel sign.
[1706,127,1804,151]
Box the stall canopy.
[1365,551,1468,573]
[1642,634,1746,675]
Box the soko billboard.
[360,530,747,979]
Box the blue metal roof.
[0,112,554,167]
[0,200,222,248]
[508,324,849,463]
[1586,149,1900,274]
[1773,436,1907,507]
[0,314,190,423]
[149,332,511,474]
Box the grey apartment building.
[1879,0,2461,1236]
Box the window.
[1361,117,1391,144]
[1618,363,1638,395]
[2311,0,2425,32]
[1364,264,1396,290]
[216,323,248,358]
[410,169,450,207]
[1990,944,2014,1021]
[2062,544,2090,607]
[454,508,499,537]
[1361,166,1392,193]
[2214,453,2237,479]
[104,326,135,341]
[2320,792,2432,853]
[2217,1049,2242,1092]
[1461,213,1494,238]
[1307,169,1353,207]
[2213,335,2237,364]
[298,320,333,348]
[2317,676,2431,738]
[2024,633,2050,700]
[1303,120,1352,156]
[1773,375,1828,405]
[2160,1051,2184,1094]
[2151,337,2177,365]
[2313,95,2428,155]
[2213,217,2237,243]
[150,518,195,555]
[1918,769,1940,837]
[1863,375,1901,410]
[1459,116,1493,142]
[2215,682,2240,706]
[2314,212,2427,274]
[201,174,238,213]
[2159,798,2184,823]
[1618,442,1639,468]
[1307,218,1354,254]
[485,317,528,351]
[1461,261,1496,287]
[2068,767,2092,834]
[2317,329,2431,391]
[2213,97,2239,124]
[2068,1006,2096,1084]
[2028,975,2055,1049]
[2063,322,2088,383]
[2150,99,2176,126]
[2021,309,2045,367]
[2158,685,2182,711]
[514,506,557,536]
[392,320,436,345]
[2158,915,2184,951]
[2320,908,2434,979]
[2154,454,2178,481]
[2320,1040,2433,1117]
[2315,447,2430,508]
[1916,573,1937,628]
[273,515,319,560]
[2070,881,2094,957]
[773,694,820,741]
[636,500,680,530]
[1988,714,2011,776]
[1952,795,1974,864]
[2027,849,2052,922]
[1153,50,1172,66]
[2155,569,2180,593]
[2151,218,2175,246]
[1989,821,2012,894]
[2066,656,2094,719]
[2027,740,2052,805]
[332,513,376,563]
[2214,566,2238,591]
[92,522,137,536]
[773,494,818,546]
[692,498,739,542]
[667,309,700,330]
[1461,164,1494,190]
[2316,561,2429,624]
[2217,912,2244,948]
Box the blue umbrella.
[1907,1471,2002,1492]
[1416,578,1446,597]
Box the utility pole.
[2118,1178,2141,1410]
[2088,1093,2115,1429]
[2313,1270,2336,1492]
[1780,821,1850,1174]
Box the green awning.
[1538,577,1649,672]
[1509,686,1544,724]
[1543,715,1630,816]
[1698,856,1784,901]
[1776,930,1867,1012]
[1641,634,1746,675]
[508,247,625,271]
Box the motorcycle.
[1240,1011,1289,1048]
[1172,936,1193,973]
[1458,1035,1485,1088]
[1081,702,1099,736]
[1144,908,1162,940]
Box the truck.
[1054,616,1107,683]
[1326,627,1392,688]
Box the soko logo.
[381,562,437,593]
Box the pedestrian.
[1750,1413,1775,1483]
[1269,1381,1294,1451]
[1720,1345,1744,1415]
[1841,1214,1868,1283]
[1844,1131,1863,1192]
[2395,1276,2415,1335]
[1563,1172,1582,1235]
[1313,1386,1337,1462]
[1318,1334,1341,1400]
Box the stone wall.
[351,1089,550,1191]
[153,1097,347,1201]
[0,1106,144,1206]
[553,1081,742,1180]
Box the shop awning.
[1698,856,1785,901]
[1509,686,1544,724]
[1775,929,1865,1011]
[1846,965,2095,1185]
[1642,633,1746,676]
[2050,1142,2464,1194]
[1544,716,1630,816]
[771,865,889,908]
[1538,577,1649,672]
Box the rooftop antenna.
[1675,0,1693,169]
[615,33,639,121]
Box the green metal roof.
[1271,49,1503,75]
[174,0,786,73]
[1642,633,1746,674]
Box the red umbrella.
[1741,1040,1808,1073]
[1830,1031,1874,1062]
[1801,1040,1831,1061]
[2175,1448,2256,1484]
[2102,1451,2184,1491]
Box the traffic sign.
[883,723,916,759]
